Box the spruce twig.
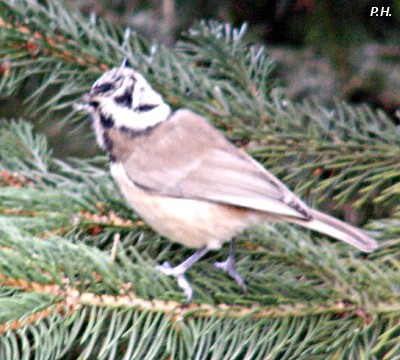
[0,0,399,358]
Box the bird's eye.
[92,82,114,94]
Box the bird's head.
[82,59,171,149]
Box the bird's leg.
[214,238,247,292]
[156,246,209,304]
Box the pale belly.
[110,163,262,249]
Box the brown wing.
[121,109,312,220]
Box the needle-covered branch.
[0,0,399,358]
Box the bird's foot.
[214,259,247,292]
[156,262,193,304]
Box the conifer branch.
[0,0,399,357]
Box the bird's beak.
[74,94,97,113]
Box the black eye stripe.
[135,104,159,112]
[115,91,133,108]
[92,82,114,94]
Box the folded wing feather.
[122,109,312,221]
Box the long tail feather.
[292,209,378,252]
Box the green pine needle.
[0,0,399,358]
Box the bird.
[82,58,378,303]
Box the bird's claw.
[156,262,193,304]
[214,260,247,293]
[156,261,174,274]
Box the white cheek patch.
[101,97,171,130]
[132,75,163,109]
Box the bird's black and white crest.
[85,59,171,150]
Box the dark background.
[2,0,400,157]
[68,0,400,113]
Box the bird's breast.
[110,162,262,249]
